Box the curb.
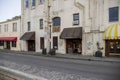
[0,50,120,63]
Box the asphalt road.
[0,52,120,80]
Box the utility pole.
[47,0,51,52]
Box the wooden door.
[66,40,73,53]
[28,40,35,51]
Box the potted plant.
[95,42,103,57]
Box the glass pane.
[26,0,29,8]
[109,7,119,22]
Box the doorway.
[28,40,35,51]
[66,39,82,54]
[6,41,10,49]
[105,40,120,56]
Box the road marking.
[0,66,47,80]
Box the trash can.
[49,49,56,55]
[42,48,47,55]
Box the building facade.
[21,0,120,56]
[0,16,21,51]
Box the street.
[0,52,120,80]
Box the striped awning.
[104,23,120,40]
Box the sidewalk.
[0,49,120,63]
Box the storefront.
[60,27,82,54]
[0,37,17,49]
[104,23,120,56]
[20,32,35,51]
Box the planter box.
[95,51,102,57]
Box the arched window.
[52,17,61,26]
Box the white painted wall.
[21,0,120,56]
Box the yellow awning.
[104,23,120,40]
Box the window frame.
[4,24,8,32]
[40,19,43,29]
[0,25,1,33]
[25,0,29,8]
[52,17,61,27]
[109,7,119,22]
[39,0,44,5]
[73,13,79,25]
[27,22,31,31]
[0,41,4,46]
[12,41,17,47]
[32,0,36,6]
[13,23,17,32]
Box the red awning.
[0,37,17,41]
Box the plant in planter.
[95,42,103,57]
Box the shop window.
[12,41,16,47]
[53,37,58,49]
[0,41,4,46]
[73,13,79,25]
[109,7,119,22]
[109,41,120,53]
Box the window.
[25,0,29,8]
[0,25,1,33]
[73,13,79,25]
[40,19,43,29]
[28,22,31,31]
[32,0,36,6]
[12,41,16,47]
[39,0,44,4]
[52,17,61,26]
[4,24,8,32]
[13,23,17,32]
[0,41,4,46]
[40,37,44,49]
[53,36,58,49]
[109,7,119,22]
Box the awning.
[0,37,17,41]
[104,23,120,40]
[20,32,35,40]
[60,27,82,39]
